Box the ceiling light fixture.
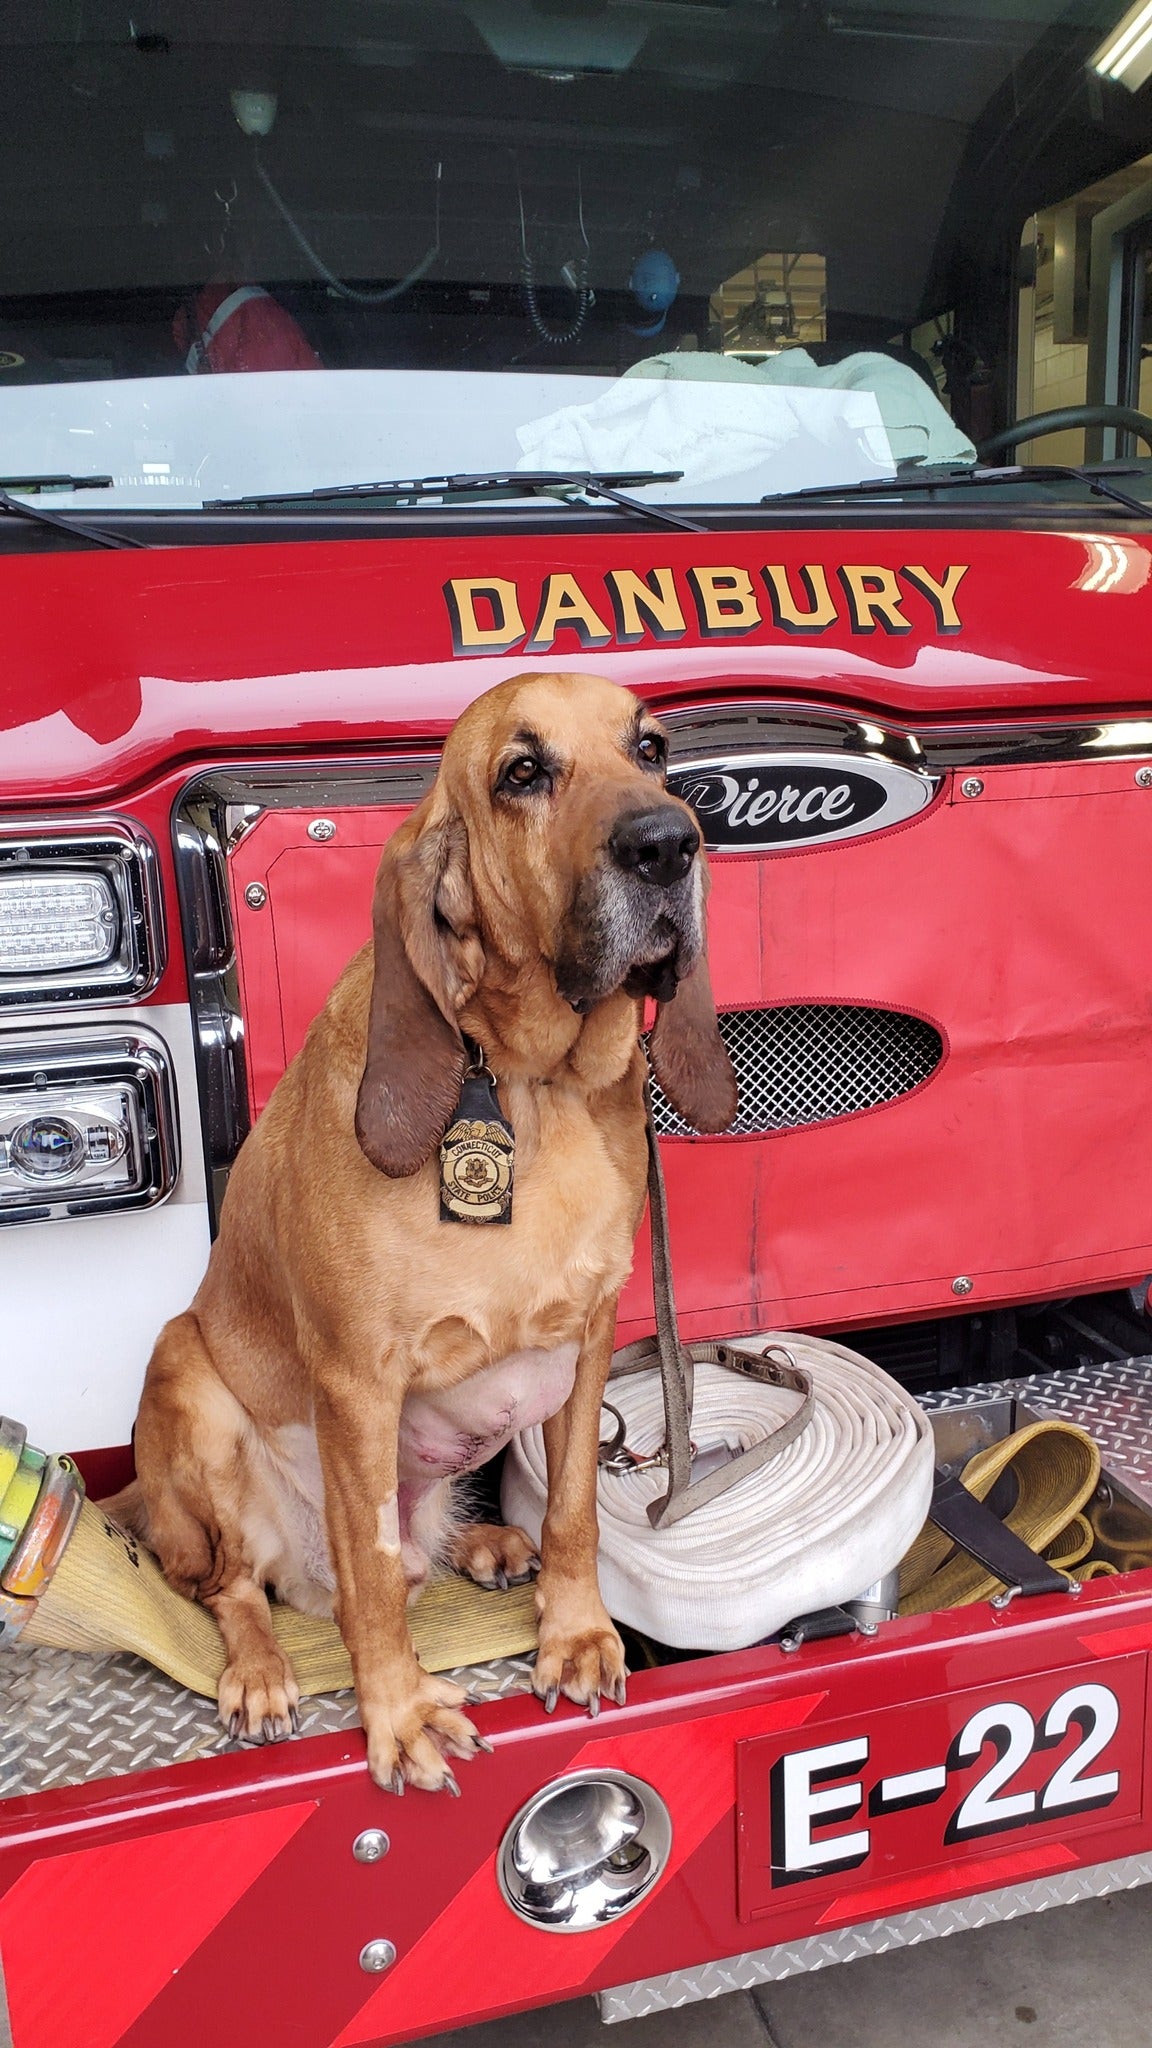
[1091,0,1152,91]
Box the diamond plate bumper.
[0,1648,534,1801]
[597,1850,1152,2021]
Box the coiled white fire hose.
[503,1334,935,1650]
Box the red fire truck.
[8,5,1152,2044]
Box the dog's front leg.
[533,1297,628,1716]
[315,1375,485,1791]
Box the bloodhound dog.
[112,672,736,1791]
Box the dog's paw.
[363,1666,490,1793]
[449,1520,541,1591]
[532,1619,628,1718]
[218,1652,301,1745]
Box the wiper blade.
[763,462,1152,518]
[205,470,707,533]
[0,473,113,492]
[0,487,144,550]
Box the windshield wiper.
[763,463,1152,518]
[204,470,708,533]
[0,473,113,492]
[0,486,144,550]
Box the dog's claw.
[227,1711,243,1741]
[473,1735,494,1754]
[494,1567,508,1592]
[443,1770,462,1797]
[389,1768,406,1797]
[543,1685,559,1714]
[587,1693,601,1719]
[289,1704,301,1735]
[613,1676,628,1707]
[527,1554,542,1577]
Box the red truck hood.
[2,526,1149,805]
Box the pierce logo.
[668,752,936,851]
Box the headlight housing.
[0,825,161,1008]
[0,1030,178,1224]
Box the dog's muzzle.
[556,803,703,1013]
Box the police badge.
[439,1051,515,1224]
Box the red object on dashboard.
[172,283,321,375]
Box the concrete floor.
[419,1887,1152,2048]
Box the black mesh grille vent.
[650,1003,944,1137]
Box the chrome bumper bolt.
[352,1829,390,1864]
[359,1939,397,1974]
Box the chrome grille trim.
[651,1002,944,1137]
[661,702,1152,771]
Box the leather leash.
[602,1085,815,1528]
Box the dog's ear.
[648,944,737,1135]
[355,811,484,1176]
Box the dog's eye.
[637,732,667,767]
[502,754,546,791]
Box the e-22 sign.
[736,1657,1143,1920]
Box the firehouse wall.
[227,748,1152,1344]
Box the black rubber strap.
[928,1468,1070,1596]
[776,1606,860,1648]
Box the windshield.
[3,0,1152,511]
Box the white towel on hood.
[515,348,973,488]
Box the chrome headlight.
[0,1030,178,1224]
[498,1770,672,1932]
[0,825,161,1007]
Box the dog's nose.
[609,806,700,888]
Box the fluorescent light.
[1091,0,1152,89]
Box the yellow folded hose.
[23,1499,538,1696]
[0,1422,537,1700]
[899,1419,1102,1615]
[1090,1493,1152,1576]
[1044,1512,1095,1571]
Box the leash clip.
[461,1035,495,1082]
[598,1400,696,1475]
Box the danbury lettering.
[443,576,526,655]
[605,565,687,643]
[443,561,969,655]
[526,572,613,653]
